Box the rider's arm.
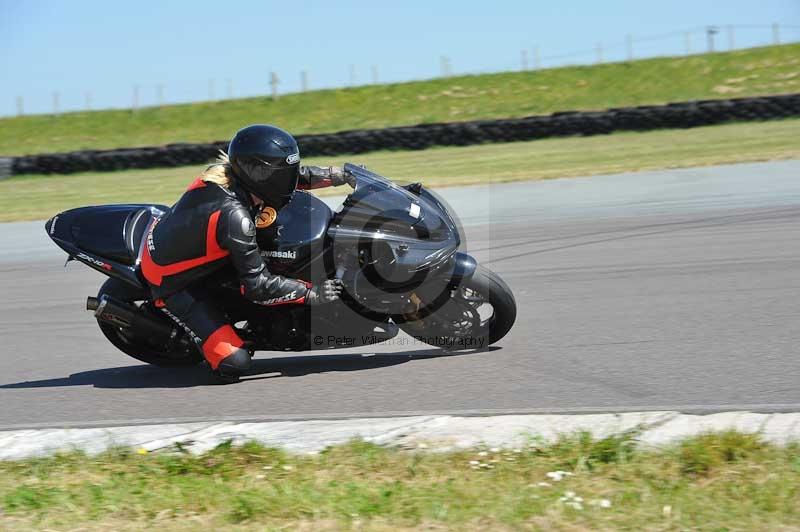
[218,206,311,305]
[297,165,353,190]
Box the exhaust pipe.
[87,295,177,344]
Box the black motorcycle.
[45,164,516,367]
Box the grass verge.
[0,430,798,530]
[1,118,798,223]
[1,44,798,155]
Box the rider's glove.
[306,279,344,305]
[329,167,357,188]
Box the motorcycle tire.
[96,278,203,367]
[400,264,516,350]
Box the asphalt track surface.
[1,161,799,429]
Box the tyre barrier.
[0,157,12,180]
[9,93,800,176]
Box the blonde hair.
[200,151,236,188]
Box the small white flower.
[469,460,480,465]
[589,498,611,508]
[564,491,576,498]
[282,465,293,471]
[478,451,488,457]
[262,465,273,470]
[255,474,265,480]
[662,505,672,517]
[536,482,552,488]
[567,501,583,510]
[513,448,522,453]
[546,470,572,481]
[574,497,583,503]
[490,447,500,453]
[417,443,428,449]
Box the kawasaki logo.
[263,250,296,260]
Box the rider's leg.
[158,287,251,377]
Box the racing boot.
[202,325,251,384]
[212,347,251,384]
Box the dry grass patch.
[0,431,798,530]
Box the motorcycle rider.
[141,124,354,381]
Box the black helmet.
[227,124,301,210]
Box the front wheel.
[96,278,202,367]
[399,265,517,350]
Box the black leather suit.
[141,166,336,373]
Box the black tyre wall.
[9,94,800,176]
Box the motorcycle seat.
[73,205,167,266]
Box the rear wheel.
[399,265,516,350]
[96,278,202,367]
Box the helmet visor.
[238,157,299,209]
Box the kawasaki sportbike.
[45,164,516,366]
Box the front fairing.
[329,164,460,282]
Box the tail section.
[46,204,168,288]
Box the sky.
[1,0,798,116]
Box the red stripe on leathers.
[141,210,229,286]
[186,177,207,191]
[297,178,332,190]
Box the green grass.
[2,44,799,156]
[2,118,798,223]
[0,431,797,530]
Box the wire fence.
[466,24,800,75]
[8,23,800,118]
